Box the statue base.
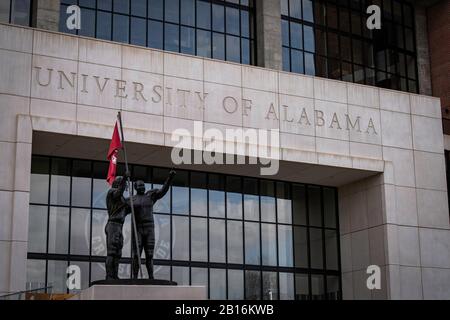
[72,281,207,300]
[91,279,177,286]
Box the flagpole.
[117,111,143,279]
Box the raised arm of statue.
[151,169,176,201]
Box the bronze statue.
[130,169,176,279]
[105,174,130,280]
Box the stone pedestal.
[72,285,207,300]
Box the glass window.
[10,0,31,26]
[131,0,146,17]
[226,7,240,35]
[277,182,292,224]
[181,0,195,26]
[228,269,244,299]
[289,0,302,19]
[227,221,243,264]
[261,223,277,266]
[209,219,225,263]
[165,0,179,23]
[212,4,225,32]
[79,8,95,37]
[28,156,340,299]
[290,22,302,49]
[311,274,325,300]
[263,271,278,300]
[309,228,323,269]
[50,158,70,206]
[148,20,163,49]
[245,270,261,299]
[279,272,294,300]
[294,226,308,268]
[295,273,309,300]
[70,209,90,256]
[48,207,69,254]
[197,0,211,29]
[28,206,48,253]
[226,35,240,63]
[164,23,179,52]
[113,14,129,43]
[308,186,322,227]
[260,180,275,222]
[213,32,225,60]
[191,172,207,216]
[244,222,260,265]
[149,0,163,20]
[303,0,314,22]
[210,268,226,299]
[154,214,171,260]
[243,178,259,221]
[172,171,189,215]
[97,11,112,40]
[191,217,207,261]
[0,1,10,23]
[26,259,46,290]
[114,0,129,14]
[209,174,225,218]
[47,260,68,293]
[226,176,242,219]
[172,266,189,285]
[278,225,293,267]
[131,18,146,46]
[172,216,189,261]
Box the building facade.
[0,0,449,300]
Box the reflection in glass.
[47,260,68,293]
[154,214,171,260]
[210,268,226,300]
[294,226,308,268]
[226,35,240,63]
[213,32,225,60]
[261,224,277,266]
[70,209,90,255]
[209,219,225,263]
[209,192,225,218]
[226,176,242,219]
[131,17,146,46]
[228,269,244,299]
[164,23,179,52]
[277,182,292,224]
[153,183,170,213]
[180,0,195,26]
[243,178,259,221]
[26,259,46,290]
[226,7,239,35]
[172,216,189,261]
[263,272,278,300]
[309,228,323,269]
[327,275,340,300]
[30,157,49,204]
[197,30,212,58]
[91,210,108,256]
[245,270,261,299]
[192,267,208,287]
[48,207,69,254]
[325,230,338,270]
[148,0,163,20]
[113,14,129,43]
[165,0,179,23]
[227,221,243,264]
[279,272,294,300]
[212,4,224,32]
[197,0,211,29]
[154,265,170,280]
[191,217,207,261]
[278,225,293,267]
[308,186,322,227]
[172,266,189,285]
[181,27,196,55]
[295,274,309,300]
[50,158,70,206]
[148,20,163,49]
[311,274,325,300]
[244,222,260,265]
[260,181,275,222]
[28,206,48,253]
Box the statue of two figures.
[105,169,176,280]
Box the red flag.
[107,121,122,185]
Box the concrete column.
[255,0,283,70]
[32,0,60,31]
[414,5,433,96]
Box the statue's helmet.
[112,176,123,188]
